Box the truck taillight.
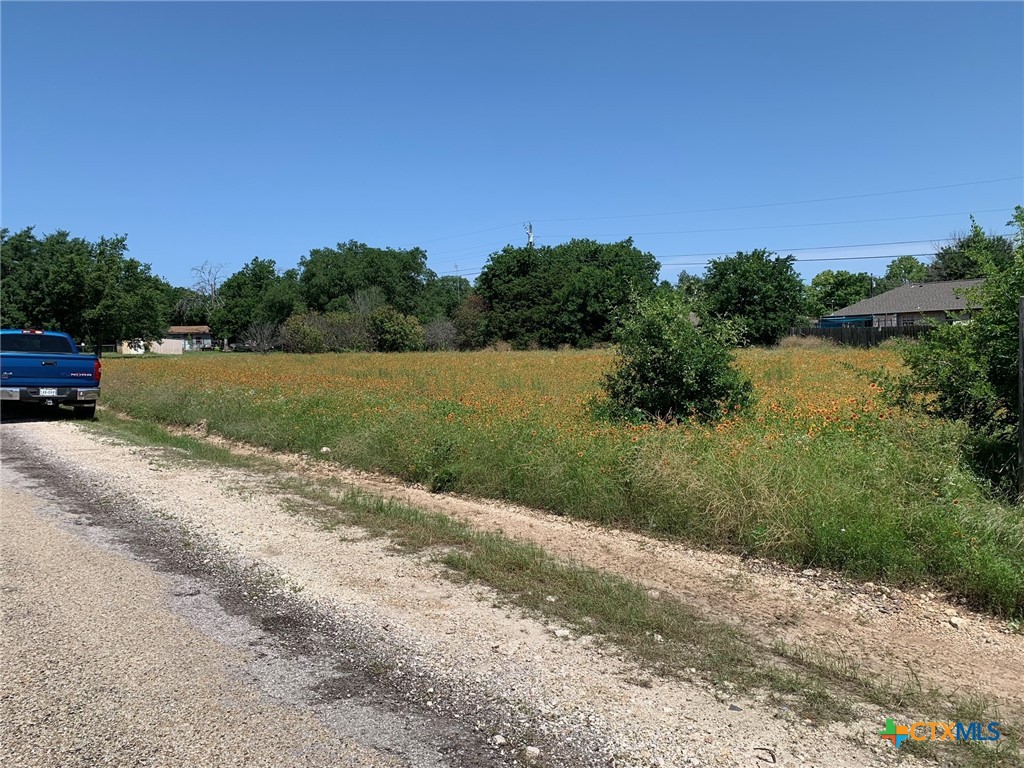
[94,359,102,383]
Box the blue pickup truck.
[0,329,101,418]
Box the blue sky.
[3,1,1022,288]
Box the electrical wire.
[532,207,1012,241]
[530,176,1023,224]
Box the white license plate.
[40,388,58,397]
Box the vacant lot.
[102,346,1024,616]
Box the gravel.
[1,420,948,767]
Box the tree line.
[0,216,1013,353]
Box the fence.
[789,325,936,348]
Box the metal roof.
[826,279,984,318]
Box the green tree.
[79,236,169,353]
[451,293,490,350]
[299,240,430,315]
[280,313,327,353]
[165,285,209,326]
[701,249,805,345]
[883,206,1024,494]
[210,258,299,341]
[676,271,704,303]
[476,238,659,348]
[928,217,1014,281]
[1,227,168,353]
[170,261,226,327]
[880,255,928,290]
[806,269,874,317]
[417,274,472,322]
[367,306,424,352]
[600,290,753,423]
[1,227,47,329]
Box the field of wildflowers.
[101,345,1024,616]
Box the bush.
[423,318,458,351]
[600,291,754,422]
[242,321,280,354]
[280,314,327,353]
[321,311,372,352]
[367,306,424,352]
[452,294,490,350]
[878,206,1024,495]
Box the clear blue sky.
[3,1,1022,288]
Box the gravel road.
[1,425,535,768]
[1,417,992,767]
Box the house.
[117,325,215,355]
[117,338,185,355]
[165,325,215,350]
[820,279,983,328]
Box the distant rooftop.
[826,279,984,318]
[167,325,211,335]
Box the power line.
[431,232,1015,278]
[431,237,950,275]
[428,239,513,259]
[530,176,1023,224]
[425,204,1015,265]
[442,251,938,277]
[417,222,522,245]
[656,235,1013,261]
[532,207,1013,241]
[662,253,937,268]
[397,176,1021,248]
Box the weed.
[88,413,1021,764]
[96,348,1024,617]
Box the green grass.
[95,348,1024,618]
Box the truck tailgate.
[1,354,99,388]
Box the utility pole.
[524,222,534,247]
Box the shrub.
[280,314,326,353]
[321,311,372,352]
[878,206,1024,494]
[452,294,490,350]
[600,291,754,422]
[423,318,458,351]
[367,306,424,352]
[243,321,280,354]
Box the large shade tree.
[1,227,169,354]
[928,218,1014,281]
[299,240,430,316]
[880,255,928,289]
[806,269,875,317]
[701,249,804,345]
[210,257,300,341]
[476,238,660,348]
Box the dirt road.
[2,417,1019,767]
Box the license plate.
[40,388,58,397]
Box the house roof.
[826,279,984,318]
[167,325,212,335]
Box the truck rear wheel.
[74,403,97,420]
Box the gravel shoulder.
[190,424,1024,719]
[2,418,1016,767]
[0,480,401,768]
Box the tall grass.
[100,348,1024,616]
